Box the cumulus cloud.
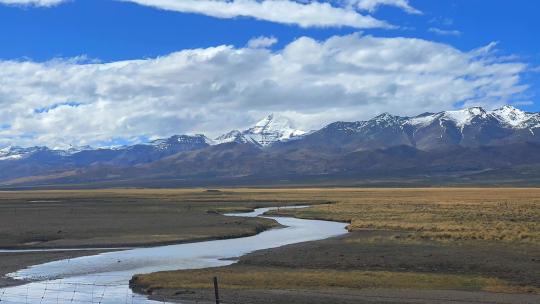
[344,0,422,14]
[119,0,392,29]
[429,27,461,36]
[0,0,66,6]
[0,34,529,148]
[247,36,278,48]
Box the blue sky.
[0,0,538,147]
[2,1,538,66]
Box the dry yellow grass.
[86,188,537,296]
[262,188,540,244]
[2,188,538,244]
[133,266,538,294]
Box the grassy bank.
[130,188,540,303]
[132,265,533,295]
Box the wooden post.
[213,276,220,304]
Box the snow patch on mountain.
[492,105,534,127]
[0,146,43,161]
[215,114,306,147]
[214,130,253,145]
[440,107,487,128]
[0,153,23,161]
[406,106,539,131]
[408,113,437,127]
[150,134,212,150]
[245,114,306,146]
[369,113,405,127]
[65,145,93,155]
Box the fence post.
[213,276,220,304]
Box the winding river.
[0,206,347,303]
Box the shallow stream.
[0,206,347,303]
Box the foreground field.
[0,189,307,249]
[131,188,540,303]
[0,188,305,287]
[1,188,539,303]
[133,232,540,303]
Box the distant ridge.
[2,105,540,187]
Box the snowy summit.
[214,114,306,147]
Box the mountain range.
[2,105,540,188]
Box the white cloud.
[0,34,529,148]
[119,0,393,29]
[0,0,66,6]
[1,0,408,29]
[247,36,278,48]
[530,66,540,73]
[345,0,422,14]
[429,27,461,36]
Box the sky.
[0,0,538,148]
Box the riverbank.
[2,188,539,303]
[131,188,540,303]
[0,250,108,288]
[0,205,347,304]
[0,189,301,288]
[132,231,540,303]
[136,287,540,304]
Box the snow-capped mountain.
[65,145,94,155]
[408,106,540,130]
[2,106,538,161]
[0,144,95,161]
[150,134,212,150]
[2,106,540,187]
[0,146,54,161]
[492,105,540,129]
[214,114,306,147]
[214,130,253,145]
[403,106,540,149]
[295,105,540,152]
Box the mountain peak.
[373,112,401,121]
[245,113,306,146]
[0,146,51,161]
[491,105,531,127]
[496,105,520,111]
[212,113,306,147]
[440,106,488,127]
[368,112,404,128]
[65,144,93,154]
[252,113,290,129]
[255,113,276,125]
[214,130,253,145]
[150,134,212,150]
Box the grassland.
[1,188,539,303]
[130,188,540,303]
[133,266,531,294]
[0,188,306,287]
[0,188,314,249]
[264,188,540,244]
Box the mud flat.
[0,189,296,250]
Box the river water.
[0,206,347,303]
